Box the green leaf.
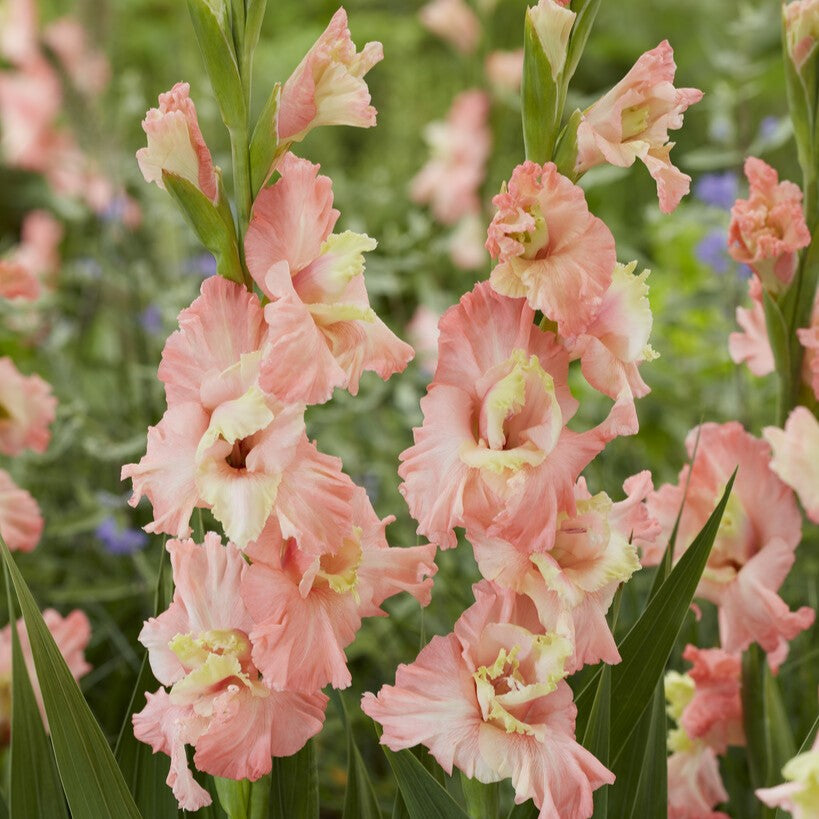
[162,170,244,285]
[553,109,582,180]
[5,571,68,819]
[376,735,468,819]
[249,84,283,196]
[459,774,499,819]
[214,775,270,819]
[269,740,319,819]
[244,0,267,68]
[522,10,560,163]
[762,290,793,426]
[563,0,602,87]
[0,536,141,819]
[506,801,538,819]
[187,0,246,129]
[575,471,736,760]
[581,664,610,818]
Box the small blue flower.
[695,230,730,274]
[759,116,780,141]
[694,172,739,210]
[139,304,163,335]
[95,517,148,555]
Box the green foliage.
[269,741,319,819]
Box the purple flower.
[695,230,730,273]
[139,304,163,335]
[185,253,218,278]
[759,116,780,141]
[95,517,148,555]
[694,172,739,210]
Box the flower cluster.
[124,9,438,810]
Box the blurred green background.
[1,0,817,815]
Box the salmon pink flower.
[0,357,56,455]
[123,276,356,551]
[575,41,703,214]
[797,296,819,401]
[756,734,819,819]
[136,82,219,204]
[729,277,775,377]
[245,153,413,405]
[449,213,488,270]
[646,422,814,668]
[399,282,636,554]
[784,0,819,71]
[486,161,616,337]
[0,469,43,553]
[363,581,613,818]
[278,9,383,143]
[241,486,437,692]
[418,0,481,55]
[411,90,491,226]
[667,741,729,819]
[728,158,810,293]
[0,0,38,65]
[43,17,110,97]
[0,608,91,743]
[134,535,327,812]
[764,407,819,524]
[0,261,39,301]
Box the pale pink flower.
[399,282,636,553]
[245,153,413,405]
[411,90,491,226]
[485,49,524,94]
[645,422,814,668]
[278,8,383,143]
[14,210,63,287]
[0,0,38,64]
[728,157,810,292]
[764,407,819,524]
[449,213,489,270]
[136,82,219,204]
[242,486,437,692]
[729,277,775,377]
[407,305,441,376]
[362,581,613,818]
[575,41,703,214]
[564,260,657,401]
[798,295,819,401]
[784,0,819,71]
[0,608,91,742]
[134,535,327,812]
[418,0,481,55]
[0,357,56,455]
[123,276,356,550]
[486,161,616,337]
[667,742,729,819]
[43,18,110,96]
[756,734,819,819]
[0,261,39,301]
[0,469,43,553]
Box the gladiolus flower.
[784,0,819,71]
[756,735,819,819]
[667,741,730,819]
[728,157,810,293]
[0,357,56,455]
[43,17,110,96]
[449,213,489,270]
[485,49,524,94]
[646,422,814,668]
[363,581,613,818]
[411,90,491,226]
[527,0,576,81]
[399,281,636,553]
[136,82,219,204]
[0,608,91,743]
[486,161,616,337]
[575,41,703,214]
[418,0,481,55]
[0,261,39,300]
[797,296,819,401]
[245,153,413,405]
[729,277,775,376]
[764,407,819,524]
[278,8,383,143]
[407,305,441,376]
[0,469,43,553]
[134,535,327,812]
[242,486,437,692]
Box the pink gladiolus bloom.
[0,0,38,65]
[728,157,810,293]
[15,209,63,287]
[407,304,441,376]
[418,0,481,55]
[645,422,814,668]
[123,276,356,550]
[137,82,219,204]
[363,580,613,818]
[399,282,636,553]
[43,18,110,96]
[667,742,730,819]
[0,357,56,455]
[245,153,413,405]
[0,260,39,300]
[756,735,819,819]
[575,41,703,214]
[242,486,437,692]
[278,8,383,143]
[764,407,819,524]
[729,277,775,376]
[485,49,524,94]
[677,645,744,754]
[486,161,616,337]
[449,213,488,270]
[797,295,819,401]
[134,535,327,812]
[564,260,658,401]
[0,608,91,742]
[411,90,491,226]
[784,0,819,71]
[0,469,43,552]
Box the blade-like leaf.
[563,0,602,86]
[0,536,141,819]
[459,774,499,819]
[576,471,736,759]
[269,740,319,819]
[249,84,284,196]
[506,801,538,819]
[5,571,68,819]
[582,664,610,818]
